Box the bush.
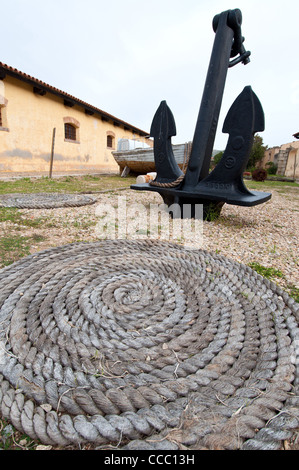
[251,168,267,181]
[266,161,278,175]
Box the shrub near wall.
[251,169,267,182]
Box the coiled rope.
[0,239,298,449]
[0,193,97,209]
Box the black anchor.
[131,9,271,220]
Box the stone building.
[260,134,299,180]
[279,140,299,179]
[0,62,152,175]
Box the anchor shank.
[183,10,236,190]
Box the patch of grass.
[31,233,47,243]
[72,216,97,229]
[0,235,32,266]
[248,261,298,304]
[0,233,47,267]
[0,207,46,228]
[0,207,19,223]
[287,285,299,303]
[0,175,136,195]
[248,262,284,279]
[0,174,298,195]
[246,179,299,191]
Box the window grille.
[65,123,76,140]
[107,135,113,148]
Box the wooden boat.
[112,142,192,175]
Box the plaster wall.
[0,76,150,174]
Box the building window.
[106,131,115,149]
[0,94,9,131]
[65,123,76,141]
[107,135,113,148]
[63,117,80,143]
[0,105,9,131]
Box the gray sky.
[2,0,299,150]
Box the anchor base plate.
[131,183,271,206]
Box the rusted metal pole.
[49,127,56,178]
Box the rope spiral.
[0,239,298,449]
[0,193,97,209]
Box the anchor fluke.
[222,85,264,135]
[194,86,270,205]
[149,101,184,186]
[150,100,176,139]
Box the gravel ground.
[8,185,299,292]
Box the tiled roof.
[0,61,149,136]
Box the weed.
[0,233,47,267]
[203,202,223,221]
[248,261,298,304]
[0,235,31,266]
[248,262,283,279]
[287,285,299,303]
[0,207,45,228]
[0,419,37,450]
[31,234,46,243]
[240,291,249,299]
[72,216,97,229]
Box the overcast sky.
[2,0,299,150]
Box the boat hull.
[112,143,191,174]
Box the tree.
[213,151,223,165]
[247,134,267,169]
